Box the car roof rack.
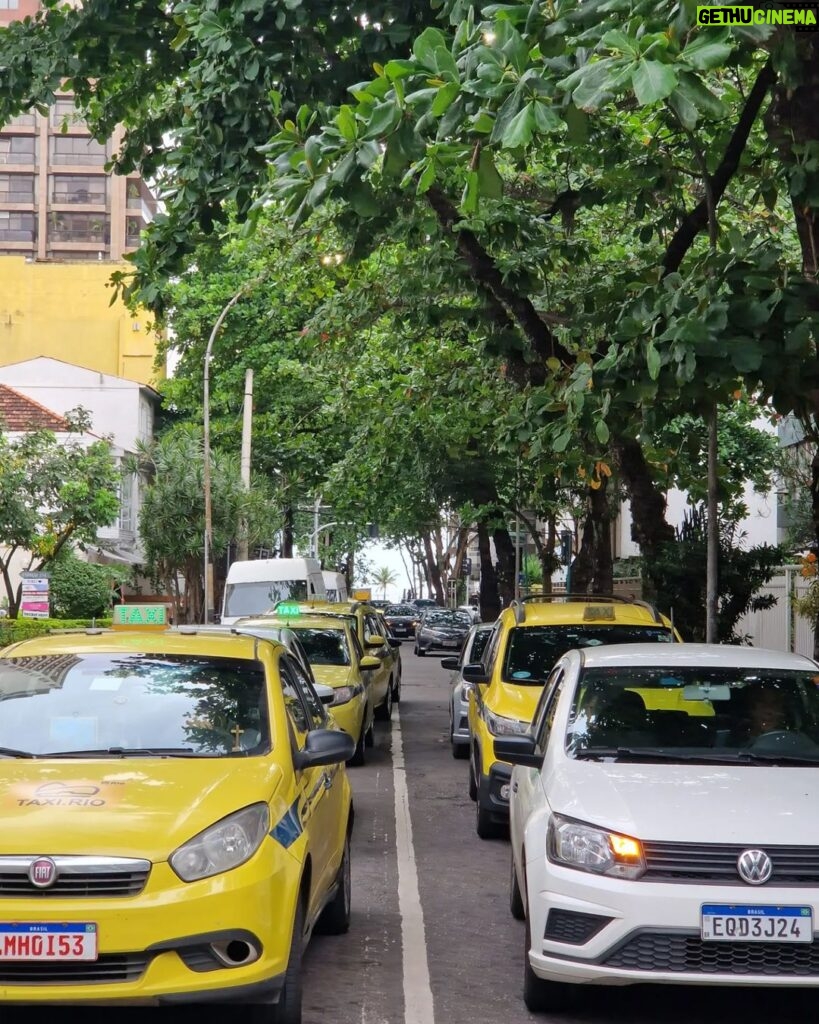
[509,593,663,625]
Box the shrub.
[49,552,128,620]
[0,618,113,649]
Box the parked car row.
[435,593,819,1011]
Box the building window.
[125,216,145,245]
[6,111,35,127]
[50,136,107,165]
[0,1,20,9]
[0,135,36,165]
[0,211,36,242]
[0,173,34,203]
[52,174,106,205]
[48,211,110,243]
[119,472,136,534]
[46,250,103,261]
[51,98,86,128]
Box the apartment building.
[0,2,156,261]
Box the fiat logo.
[737,849,773,886]
[29,857,58,889]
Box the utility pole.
[236,368,254,561]
[706,401,719,643]
[312,495,322,559]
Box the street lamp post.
[203,284,250,623]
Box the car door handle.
[323,771,333,790]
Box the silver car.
[442,623,493,759]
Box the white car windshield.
[223,580,308,617]
[566,666,819,763]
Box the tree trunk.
[477,521,501,621]
[589,479,614,595]
[541,517,556,594]
[282,504,294,558]
[493,525,516,608]
[811,437,819,662]
[422,531,445,604]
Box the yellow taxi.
[256,607,382,766]
[466,595,681,838]
[0,606,355,1015]
[288,600,401,721]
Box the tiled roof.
[0,384,70,432]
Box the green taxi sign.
[112,604,169,628]
[276,601,302,617]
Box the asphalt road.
[302,644,819,1024]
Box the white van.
[322,571,348,603]
[221,558,326,624]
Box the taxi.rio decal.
[9,780,125,809]
[270,798,303,849]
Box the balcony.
[49,227,110,243]
[52,190,106,205]
[0,229,36,242]
[0,190,34,205]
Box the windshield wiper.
[46,747,207,758]
[0,746,36,758]
[574,748,755,764]
[732,751,819,766]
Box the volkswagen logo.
[29,856,58,889]
[737,849,773,885]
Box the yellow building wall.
[0,256,164,386]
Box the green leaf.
[595,419,610,445]
[729,339,763,372]
[646,343,661,381]
[337,105,357,142]
[433,46,459,81]
[600,29,638,56]
[489,86,523,145]
[681,31,733,71]
[669,87,698,131]
[417,158,436,194]
[675,72,728,120]
[477,149,503,199]
[532,99,561,132]
[413,27,448,69]
[566,60,619,112]
[461,169,480,214]
[501,102,536,149]
[552,429,571,453]
[631,61,678,106]
[563,103,589,143]
[431,81,460,117]
[362,100,402,140]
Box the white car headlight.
[547,813,645,880]
[459,682,474,702]
[331,683,364,707]
[170,803,270,882]
[485,708,529,736]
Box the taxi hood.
[488,681,543,723]
[311,665,356,688]
[0,758,285,861]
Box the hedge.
[0,618,113,649]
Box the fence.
[734,565,815,657]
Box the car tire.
[316,835,351,935]
[475,778,504,840]
[364,724,374,748]
[523,913,578,1013]
[394,675,402,703]
[416,647,426,657]
[374,680,394,722]
[510,850,525,920]
[348,725,366,767]
[271,897,305,1024]
[451,729,468,759]
[468,753,477,801]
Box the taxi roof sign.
[276,601,302,617]
[112,604,170,629]
[352,588,372,601]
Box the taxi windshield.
[566,666,819,763]
[0,653,270,758]
[293,629,350,667]
[502,624,675,684]
[224,580,308,617]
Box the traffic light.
[461,557,472,577]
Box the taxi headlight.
[331,684,363,707]
[485,708,529,736]
[170,803,270,882]
[547,813,645,880]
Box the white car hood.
[547,759,819,844]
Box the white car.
[503,643,819,1013]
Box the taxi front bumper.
[0,847,299,1004]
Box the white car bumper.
[528,862,819,987]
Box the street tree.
[0,414,120,617]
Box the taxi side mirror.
[360,655,381,670]
[462,663,489,684]
[493,735,542,769]
[314,683,336,706]
[440,657,460,670]
[365,634,386,648]
[294,729,355,770]
[386,637,401,649]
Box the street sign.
[19,572,50,620]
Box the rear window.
[502,624,675,684]
[385,605,416,616]
[0,654,270,757]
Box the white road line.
[392,710,435,1024]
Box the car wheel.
[416,647,426,657]
[523,913,578,1013]
[316,835,351,935]
[475,777,504,840]
[364,724,374,748]
[450,726,468,759]
[510,849,525,920]
[347,725,366,767]
[468,753,477,801]
[394,675,402,703]
[374,680,394,722]
[271,897,305,1024]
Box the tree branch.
[426,186,574,374]
[662,60,774,276]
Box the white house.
[0,356,160,567]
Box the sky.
[357,541,414,603]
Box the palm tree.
[372,566,398,600]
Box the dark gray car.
[413,609,473,656]
[442,624,493,758]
